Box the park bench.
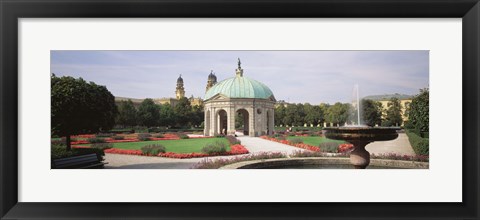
[52,153,106,169]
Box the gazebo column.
[227,107,236,136]
[248,107,255,136]
[209,109,215,136]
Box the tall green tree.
[383,97,403,126]
[283,104,297,126]
[409,88,429,133]
[137,98,160,127]
[304,104,323,126]
[274,104,286,126]
[158,103,176,127]
[51,74,117,150]
[325,102,350,126]
[174,97,193,127]
[294,103,306,126]
[361,99,383,127]
[191,104,204,127]
[116,100,138,127]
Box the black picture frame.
[1,0,479,219]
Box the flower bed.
[103,144,249,159]
[260,136,320,151]
[371,153,429,162]
[338,143,354,153]
[192,152,288,169]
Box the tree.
[51,74,117,150]
[116,100,138,127]
[274,104,286,126]
[174,97,193,127]
[318,103,330,125]
[409,88,429,133]
[304,104,323,126]
[191,104,204,127]
[158,103,176,127]
[325,102,350,126]
[361,99,383,127]
[283,104,297,126]
[294,103,306,126]
[137,98,160,127]
[383,97,403,126]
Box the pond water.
[250,164,404,169]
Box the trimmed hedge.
[141,144,166,155]
[201,141,228,154]
[406,130,429,155]
[318,142,339,153]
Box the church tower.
[206,70,217,92]
[176,74,185,99]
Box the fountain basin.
[219,157,428,169]
[323,127,400,169]
[323,127,399,142]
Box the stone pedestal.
[349,141,371,169]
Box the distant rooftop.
[363,93,413,101]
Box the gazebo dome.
[204,75,275,101]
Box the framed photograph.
[1,0,478,219]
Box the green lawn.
[87,138,230,153]
[286,136,344,146]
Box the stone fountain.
[323,127,399,168]
[323,85,399,169]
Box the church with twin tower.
[203,59,276,137]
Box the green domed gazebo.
[204,59,276,137]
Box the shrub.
[215,134,225,138]
[91,143,113,150]
[289,138,304,144]
[319,142,340,153]
[51,145,105,161]
[137,133,152,141]
[51,139,66,147]
[273,133,282,137]
[201,141,228,154]
[112,136,125,140]
[140,144,166,155]
[154,134,165,138]
[96,133,115,138]
[309,133,319,137]
[406,130,429,155]
[226,135,241,145]
[87,137,106,143]
[177,134,189,139]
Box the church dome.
[177,75,183,83]
[204,75,275,101]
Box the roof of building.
[363,93,413,101]
[204,75,275,101]
[177,74,183,83]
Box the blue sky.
[51,51,429,104]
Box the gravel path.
[366,133,415,156]
[236,136,305,154]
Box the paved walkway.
[237,136,305,154]
[104,136,302,169]
[365,133,415,156]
